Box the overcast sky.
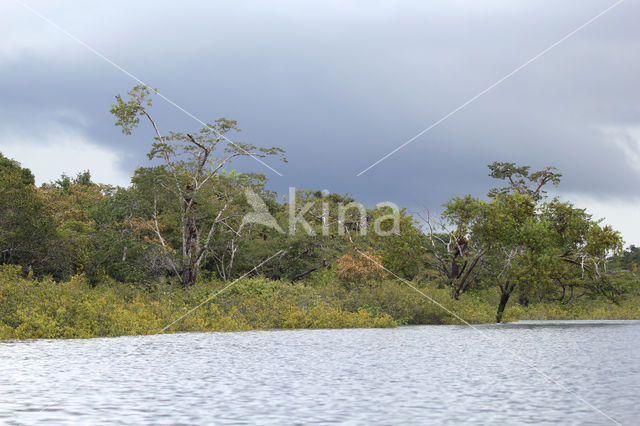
[1,0,639,244]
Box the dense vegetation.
[2,265,640,340]
[1,86,638,339]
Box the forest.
[1,86,639,339]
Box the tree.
[111,85,286,286]
[487,161,561,201]
[421,196,490,299]
[367,208,427,281]
[438,162,625,322]
[477,191,541,322]
[615,245,640,272]
[235,189,357,282]
[0,153,56,274]
[202,171,275,281]
[52,170,93,190]
[39,175,153,283]
[485,194,624,322]
[0,153,35,186]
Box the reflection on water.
[1,321,639,425]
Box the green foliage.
[2,263,638,340]
[110,85,155,135]
[51,170,94,190]
[487,161,561,201]
[435,162,628,321]
[614,245,640,272]
[367,208,428,280]
[0,158,57,275]
[0,152,35,186]
[0,267,398,339]
[3,92,639,336]
[111,85,286,287]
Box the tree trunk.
[451,282,463,300]
[451,285,460,300]
[518,293,529,307]
[449,257,459,280]
[448,249,487,300]
[182,262,198,287]
[181,215,200,287]
[449,257,462,300]
[496,281,513,323]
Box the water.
[1,321,639,425]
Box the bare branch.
[196,203,229,265]
[150,199,182,280]
[141,110,183,199]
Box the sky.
[1,0,639,245]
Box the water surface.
[1,321,639,425]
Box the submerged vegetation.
[1,86,639,339]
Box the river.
[1,321,639,425]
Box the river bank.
[1,266,639,339]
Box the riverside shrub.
[0,267,396,339]
[1,265,637,340]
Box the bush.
[336,252,387,288]
[0,268,396,339]
[1,264,637,340]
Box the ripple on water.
[1,322,638,425]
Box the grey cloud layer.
[1,0,639,210]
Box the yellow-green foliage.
[503,295,640,321]
[0,266,396,340]
[437,288,640,324]
[1,264,638,340]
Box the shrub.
[336,252,387,287]
[0,270,398,339]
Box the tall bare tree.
[111,85,285,286]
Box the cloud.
[2,0,640,243]
[558,192,640,248]
[601,125,640,173]
[0,121,131,187]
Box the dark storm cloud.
[2,0,640,211]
